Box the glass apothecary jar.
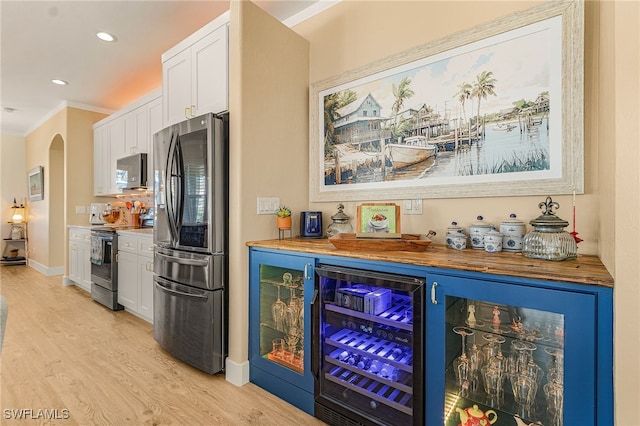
[326,203,353,237]
[522,197,577,261]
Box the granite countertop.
[247,237,614,288]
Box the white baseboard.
[62,276,74,286]
[225,357,249,386]
[28,259,64,276]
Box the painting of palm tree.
[311,1,583,202]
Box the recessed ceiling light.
[52,79,68,85]
[96,32,117,42]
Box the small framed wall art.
[28,166,44,201]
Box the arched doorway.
[49,135,65,268]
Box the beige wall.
[24,107,107,273]
[228,0,310,369]
[295,1,599,254]
[612,1,640,422]
[288,0,638,424]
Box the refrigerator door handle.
[155,251,209,267]
[154,277,208,300]
[166,132,181,243]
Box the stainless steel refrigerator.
[153,112,228,374]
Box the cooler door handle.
[431,281,438,305]
[311,289,319,380]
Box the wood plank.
[247,238,614,288]
[0,266,325,425]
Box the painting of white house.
[318,15,563,192]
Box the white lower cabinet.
[68,227,91,292]
[117,232,154,323]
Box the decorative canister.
[469,216,493,249]
[500,213,526,252]
[483,228,503,253]
[451,233,467,250]
[522,196,577,261]
[326,203,353,237]
[446,221,464,248]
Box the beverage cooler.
[314,265,425,426]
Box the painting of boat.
[386,135,436,169]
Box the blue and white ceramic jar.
[500,213,526,252]
[483,228,503,253]
[469,216,492,249]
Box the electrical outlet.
[257,197,280,214]
[75,205,86,214]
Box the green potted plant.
[276,206,292,230]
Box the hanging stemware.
[453,326,474,394]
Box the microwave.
[116,153,147,190]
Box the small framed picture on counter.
[356,203,400,234]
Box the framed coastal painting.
[309,0,583,202]
[28,166,44,201]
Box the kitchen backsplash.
[109,194,154,226]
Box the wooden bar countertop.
[246,238,614,289]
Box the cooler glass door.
[426,274,596,426]
[315,266,425,426]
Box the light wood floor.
[0,265,326,425]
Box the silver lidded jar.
[522,196,577,261]
[326,203,353,237]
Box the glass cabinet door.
[249,251,314,392]
[426,274,596,426]
[260,265,306,372]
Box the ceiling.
[0,1,323,136]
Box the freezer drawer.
[153,276,225,374]
[154,247,225,290]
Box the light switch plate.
[257,197,280,214]
[404,199,423,215]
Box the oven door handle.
[154,277,208,300]
[155,251,209,267]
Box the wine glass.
[453,326,474,393]
[271,284,286,332]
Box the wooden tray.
[329,233,433,252]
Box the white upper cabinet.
[93,89,162,196]
[162,15,228,127]
[125,105,149,155]
[148,96,163,191]
[108,117,126,195]
[93,124,109,196]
